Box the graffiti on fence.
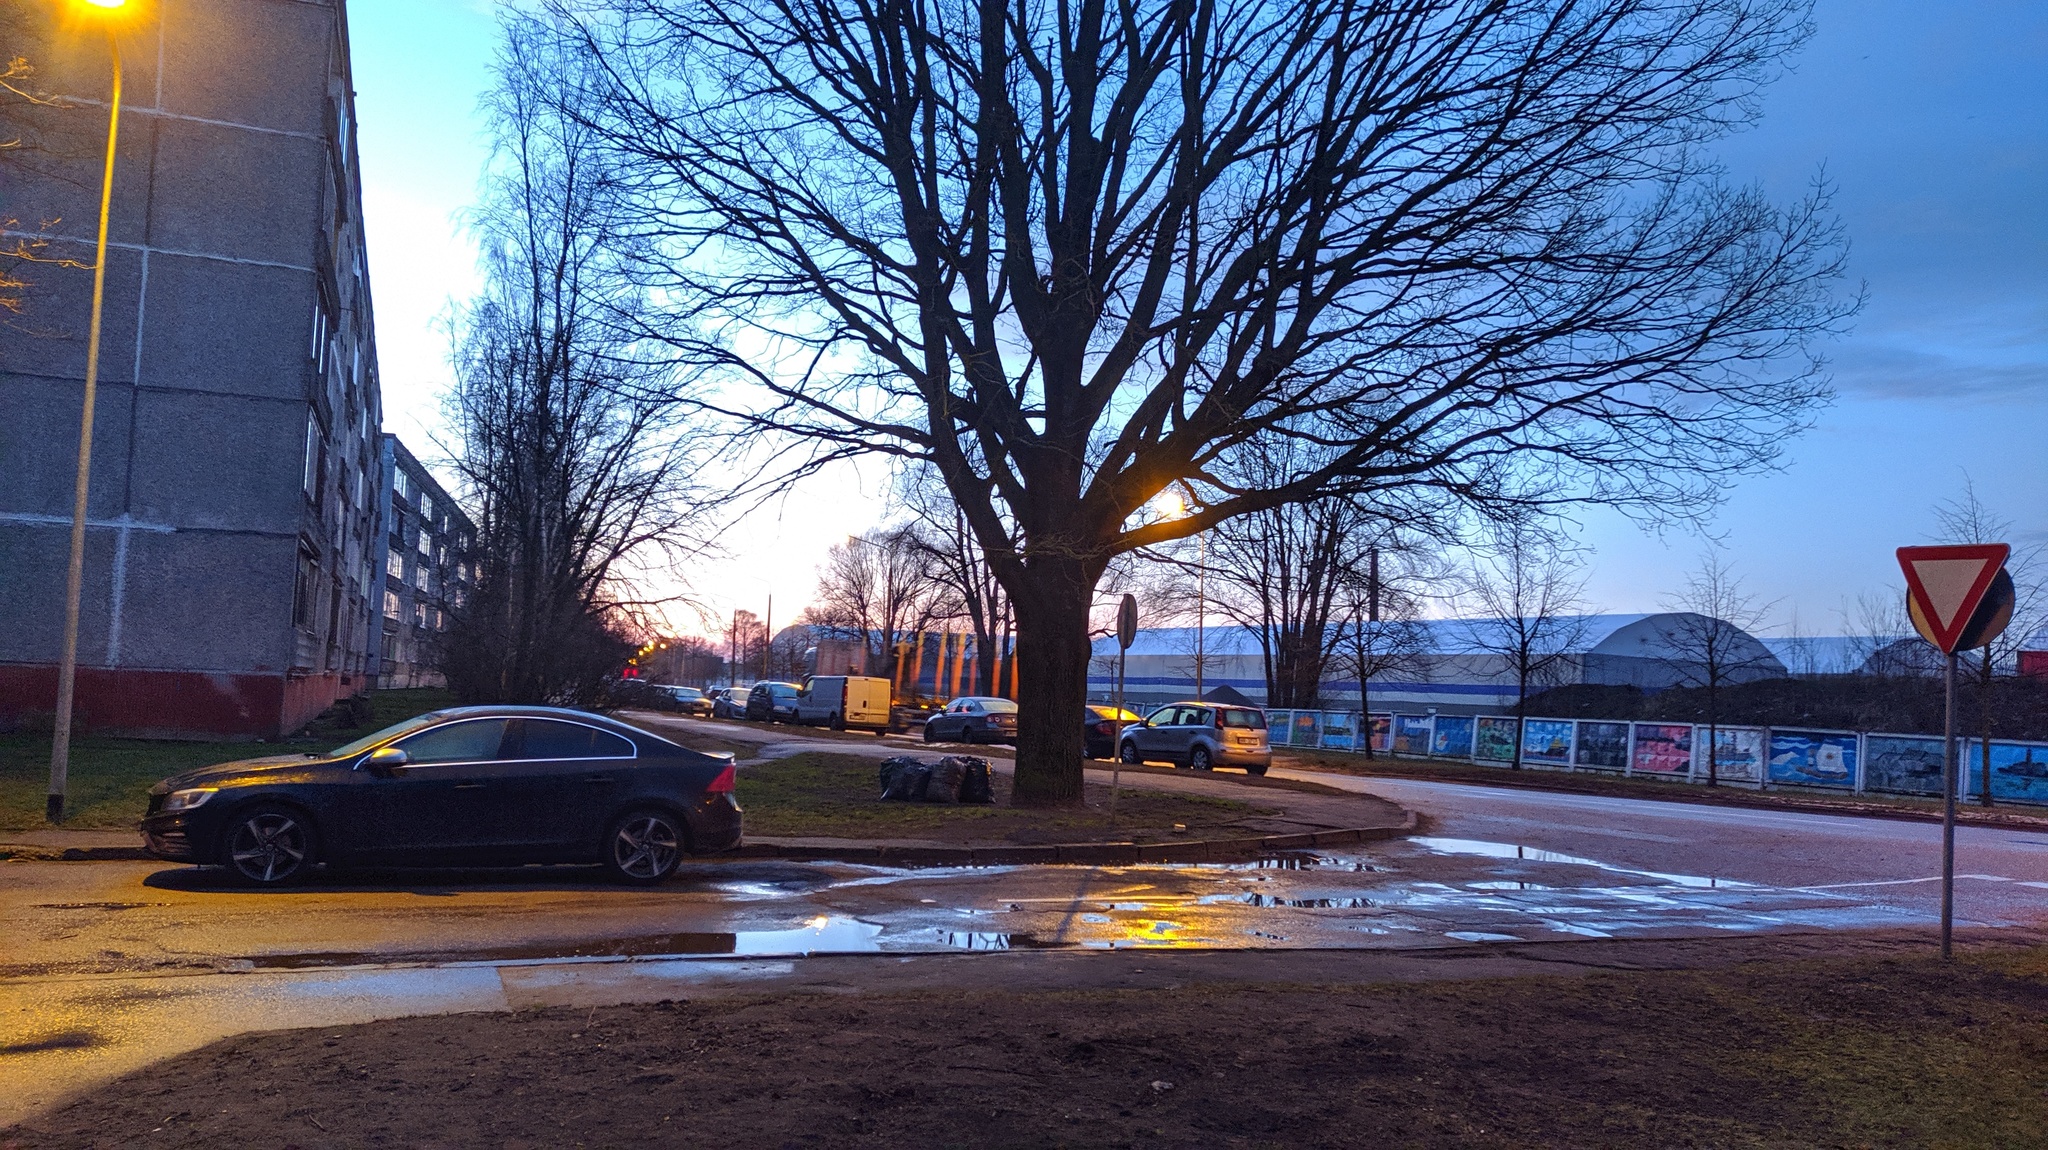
[1697,727,1765,784]
[1392,715,1432,756]
[1767,730,1857,789]
[1521,719,1574,766]
[1432,715,1476,759]
[1631,724,1692,777]
[1475,717,1518,762]
[1368,715,1391,754]
[1864,734,1945,796]
[1574,721,1629,772]
[1321,712,1358,752]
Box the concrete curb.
[725,810,1419,866]
[0,813,1420,866]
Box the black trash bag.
[880,761,933,802]
[924,757,967,803]
[942,755,995,804]
[878,757,925,797]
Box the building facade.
[368,436,474,690]
[0,0,384,737]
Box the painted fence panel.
[1630,724,1693,779]
[1267,710,1294,747]
[1475,717,1518,762]
[1573,721,1630,772]
[1392,715,1433,756]
[1958,741,2048,805]
[1368,715,1392,754]
[1432,715,1476,759]
[1289,711,1322,749]
[1320,712,1361,752]
[1696,727,1766,786]
[1864,734,1947,796]
[1521,719,1575,767]
[1766,729,1858,789]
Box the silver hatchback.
[1118,702,1271,775]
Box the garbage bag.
[942,755,995,805]
[879,759,932,802]
[925,757,966,803]
[878,757,924,797]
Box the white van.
[793,675,893,732]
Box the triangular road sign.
[1896,544,2011,654]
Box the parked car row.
[915,698,1271,774]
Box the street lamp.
[47,0,130,823]
[1164,490,1208,698]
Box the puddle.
[1444,931,1522,943]
[1411,837,1746,889]
[0,1030,105,1055]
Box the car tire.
[603,808,686,885]
[829,712,845,731]
[1119,741,1140,765]
[221,804,319,886]
[1244,763,1269,777]
[923,723,938,744]
[1190,747,1213,771]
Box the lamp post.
[48,0,129,824]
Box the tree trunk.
[1008,559,1096,807]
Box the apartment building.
[0,0,384,737]
[369,436,474,689]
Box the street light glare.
[80,0,129,9]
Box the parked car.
[923,696,1019,744]
[745,681,803,723]
[1118,701,1271,774]
[1083,705,1144,760]
[793,675,893,732]
[712,686,751,719]
[660,685,714,717]
[139,706,742,886]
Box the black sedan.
[745,681,802,723]
[1083,705,1143,759]
[922,696,1019,744]
[140,706,742,886]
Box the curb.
[726,811,1419,866]
[0,813,1420,867]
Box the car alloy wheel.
[606,810,684,883]
[224,806,316,885]
[1119,741,1140,765]
[1190,747,1213,771]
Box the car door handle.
[453,783,488,790]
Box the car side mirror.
[361,746,409,776]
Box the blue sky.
[348,0,2048,634]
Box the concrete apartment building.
[369,435,475,689]
[0,0,384,738]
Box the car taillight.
[1095,721,1114,734]
[706,764,736,793]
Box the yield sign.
[1896,544,2011,654]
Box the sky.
[347,0,2048,638]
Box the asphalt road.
[6,723,2048,1126]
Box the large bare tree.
[443,16,712,705]
[551,0,1850,802]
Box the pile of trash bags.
[878,755,995,804]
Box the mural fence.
[1263,709,2048,806]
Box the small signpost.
[1897,543,2012,960]
[1111,594,1138,822]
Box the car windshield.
[329,711,447,758]
[978,698,1018,714]
[675,688,703,699]
[1218,708,1267,730]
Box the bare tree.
[1463,523,1590,768]
[1659,551,1779,785]
[807,526,956,678]
[726,608,768,683]
[551,0,1852,802]
[1931,477,2046,806]
[442,15,712,705]
[900,471,1017,696]
[1334,566,1431,760]
[0,9,85,327]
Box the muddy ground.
[7,936,2046,1149]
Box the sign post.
[1896,544,2012,961]
[1112,594,1138,822]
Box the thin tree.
[808,526,955,676]
[1931,477,2046,806]
[442,16,712,705]
[1335,564,1430,760]
[1659,551,1779,785]
[1463,524,1591,769]
[551,0,1853,803]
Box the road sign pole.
[1112,646,1125,824]
[1942,649,1957,961]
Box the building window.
[421,494,434,521]
[414,566,428,592]
[417,530,431,556]
[386,550,404,580]
[303,415,320,496]
[294,546,320,628]
[383,590,400,621]
[412,601,426,628]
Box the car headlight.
[161,788,217,812]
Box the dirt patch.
[740,753,1276,844]
[9,944,2047,1148]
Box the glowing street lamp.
[48,0,132,823]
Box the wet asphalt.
[5,722,2048,1125]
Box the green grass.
[736,751,1267,844]
[1,688,457,832]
